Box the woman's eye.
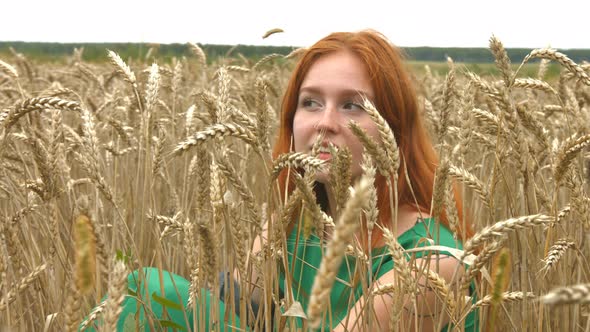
[343,102,363,112]
[301,98,321,109]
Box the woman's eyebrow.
[299,86,373,99]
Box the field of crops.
[0,38,589,331]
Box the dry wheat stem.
[307,177,371,328]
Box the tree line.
[1,41,589,64]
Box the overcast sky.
[2,0,589,49]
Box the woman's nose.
[315,106,340,133]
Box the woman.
[269,30,478,331]
[84,30,478,331]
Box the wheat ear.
[102,261,128,332]
[307,177,371,328]
[521,48,590,86]
[106,49,136,85]
[0,263,47,312]
[542,284,590,305]
[539,239,576,276]
[361,97,400,180]
[489,35,513,86]
[0,59,18,78]
[474,291,535,308]
[173,123,257,155]
[463,214,554,255]
[553,134,590,185]
[73,214,97,295]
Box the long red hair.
[272,30,473,245]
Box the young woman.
[85,30,478,331]
[269,30,478,331]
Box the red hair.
[273,30,473,245]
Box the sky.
[2,0,589,49]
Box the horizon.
[1,40,589,51]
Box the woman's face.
[293,50,380,184]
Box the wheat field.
[0,37,589,331]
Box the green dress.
[82,217,478,331]
[279,217,479,331]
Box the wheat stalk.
[307,177,371,328]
